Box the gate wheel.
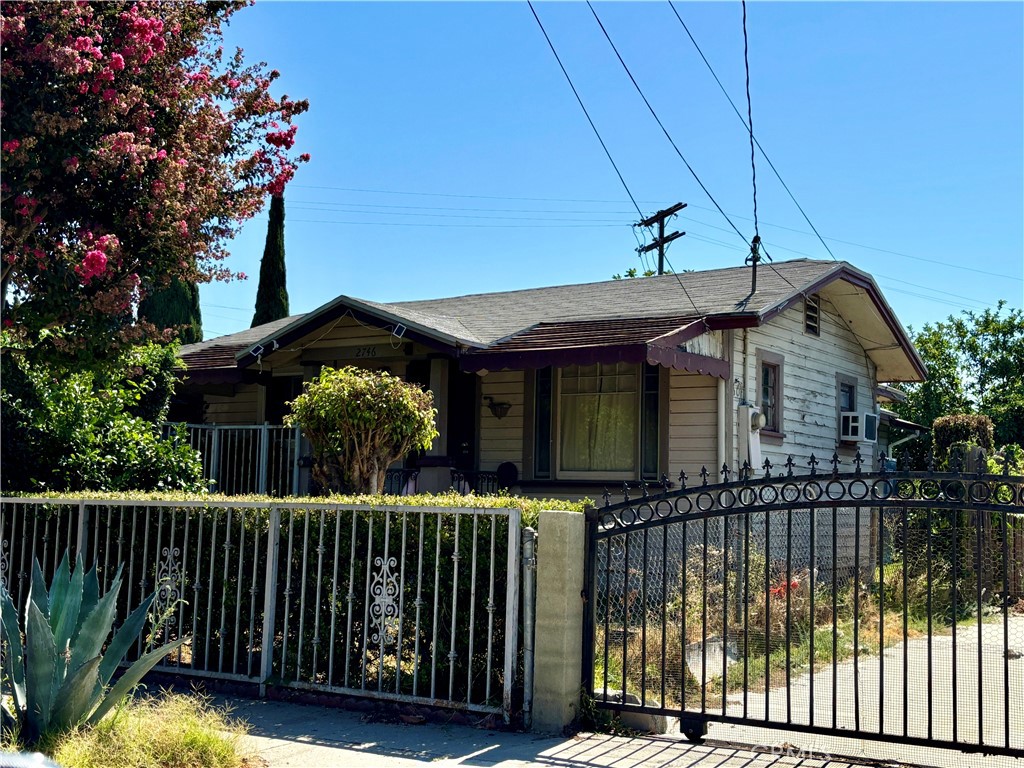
[679,716,707,744]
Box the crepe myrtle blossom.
[1,1,309,369]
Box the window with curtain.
[558,362,638,476]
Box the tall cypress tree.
[251,194,290,327]
[138,277,203,344]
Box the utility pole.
[637,202,686,275]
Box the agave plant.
[0,551,187,744]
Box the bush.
[932,413,994,465]
[0,343,203,493]
[286,366,438,494]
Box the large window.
[533,362,660,480]
[557,362,641,478]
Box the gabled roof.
[180,259,926,383]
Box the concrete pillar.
[532,509,584,734]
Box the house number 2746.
[355,346,378,358]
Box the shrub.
[0,343,203,493]
[932,413,994,466]
[286,366,438,494]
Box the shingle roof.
[384,259,839,345]
[179,315,304,372]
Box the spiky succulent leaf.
[25,600,57,739]
[68,574,122,678]
[0,584,26,715]
[29,560,48,621]
[52,553,84,660]
[78,563,100,636]
[47,552,71,635]
[50,655,102,732]
[88,636,188,725]
[98,594,154,687]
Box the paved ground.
[718,615,1024,758]
[225,698,1020,768]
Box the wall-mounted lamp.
[483,396,511,420]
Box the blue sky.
[201,1,1023,339]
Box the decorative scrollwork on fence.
[153,545,182,636]
[369,555,400,645]
[0,540,9,593]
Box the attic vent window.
[805,294,821,336]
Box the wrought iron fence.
[1,498,524,719]
[584,455,1024,757]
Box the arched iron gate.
[582,456,1024,757]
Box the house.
[174,259,926,498]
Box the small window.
[837,375,858,441]
[805,294,821,336]
[839,381,856,412]
[761,362,781,432]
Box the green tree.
[1,2,308,370]
[251,194,289,327]
[895,301,1024,448]
[286,366,438,494]
[138,276,203,344]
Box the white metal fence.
[0,498,525,719]
[166,424,302,496]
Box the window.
[805,294,821,336]
[557,362,641,478]
[837,374,858,441]
[756,350,784,436]
[533,362,661,480]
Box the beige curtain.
[559,363,637,473]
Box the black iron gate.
[582,455,1024,757]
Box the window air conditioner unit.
[840,412,878,443]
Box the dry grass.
[23,692,254,768]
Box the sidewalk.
[224,698,1016,768]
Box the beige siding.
[733,298,877,471]
[667,370,719,479]
[204,384,260,425]
[479,370,524,472]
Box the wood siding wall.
[667,369,718,480]
[734,298,877,471]
[478,371,524,473]
[204,384,260,425]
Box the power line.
[290,218,625,229]
[289,184,1022,282]
[668,0,839,263]
[586,1,748,246]
[289,205,627,223]
[527,1,646,222]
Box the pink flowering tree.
[1,1,309,369]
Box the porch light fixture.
[484,396,511,419]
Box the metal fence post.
[208,427,221,494]
[258,422,270,496]
[76,499,89,563]
[521,526,537,730]
[502,507,522,724]
[291,425,301,496]
[259,505,281,697]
